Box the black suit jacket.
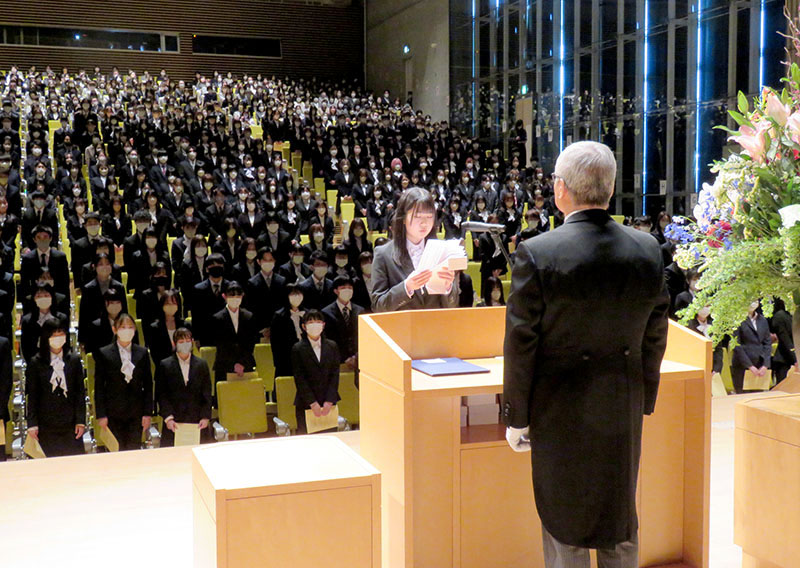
[191,279,229,345]
[321,301,363,362]
[502,209,670,549]
[26,352,85,430]
[271,307,304,377]
[245,271,286,330]
[145,317,188,365]
[95,342,153,420]
[21,248,70,300]
[155,354,212,423]
[211,307,258,374]
[298,275,336,311]
[20,311,69,363]
[0,337,12,422]
[290,337,341,408]
[77,278,126,344]
[770,309,796,366]
[370,240,460,312]
[732,315,773,370]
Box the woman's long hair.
[390,186,437,266]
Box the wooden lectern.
[358,307,710,568]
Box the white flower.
[779,204,800,229]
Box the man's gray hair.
[554,141,616,207]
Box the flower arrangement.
[667,47,800,344]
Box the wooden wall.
[0,0,364,81]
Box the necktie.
[213,284,219,296]
[343,306,350,325]
[40,253,46,267]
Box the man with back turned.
[503,141,670,568]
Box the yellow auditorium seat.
[466,261,482,298]
[337,371,359,427]
[250,125,263,140]
[135,319,145,346]
[217,379,269,437]
[302,164,313,182]
[126,294,136,319]
[275,376,298,431]
[326,189,337,208]
[340,201,355,227]
[314,178,326,197]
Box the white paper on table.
[174,422,201,446]
[410,239,467,295]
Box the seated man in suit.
[211,281,258,383]
[290,310,340,432]
[94,313,153,451]
[156,327,212,447]
[245,247,287,341]
[191,253,229,346]
[298,250,335,310]
[20,225,69,300]
[321,276,363,370]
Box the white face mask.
[117,327,136,343]
[491,289,502,301]
[226,297,242,310]
[146,237,158,249]
[136,222,150,233]
[195,246,208,258]
[35,296,52,310]
[245,250,258,260]
[361,264,372,276]
[163,304,178,316]
[338,288,353,303]
[335,258,348,268]
[289,294,303,308]
[260,261,275,273]
[313,232,324,243]
[176,341,192,354]
[305,322,324,338]
[314,266,328,279]
[268,223,279,234]
[49,335,67,350]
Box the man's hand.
[310,402,322,417]
[345,355,357,369]
[97,417,108,430]
[198,418,209,429]
[166,418,178,432]
[322,401,333,416]
[234,363,245,376]
[142,416,152,431]
[75,424,85,439]
[505,426,531,453]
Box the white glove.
[506,426,531,453]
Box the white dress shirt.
[117,341,135,383]
[227,307,240,333]
[308,336,322,362]
[406,239,425,270]
[178,355,191,385]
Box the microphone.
[462,221,506,233]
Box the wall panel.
[0,0,364,81]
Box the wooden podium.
[735,393,800,568]
[358,307,710,568]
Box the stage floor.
[0,396,770,568]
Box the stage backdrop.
[0,0,364,82]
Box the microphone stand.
[487,229,514,269]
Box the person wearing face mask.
[731,301,772,394]
[204,188,234,243]
[20,225,69,300]
[278,243,312,285]
[278,192,302,241]
[366,184,389,232]
[146,290,187,365]
[137,262,175,329]
[139,189,175,243]
[211,281,258,383]
[21,191,59,251]
[130,227,172,300]
[59,163,86,201]
[477,276,506,307]
[331,245,356,280]
[351,168,373,218]
[78,255,127,347]
[148,149,171,194]
[231,238,261,285]
[26,319,86,457]
[291,310,341,431]
[237,195,264,240]
[333,157,355,205]
[179,235,211,314]
[271,283,307,376]
[344,218,373,266]
[298,250,335,310]
[191,253,230,346]
[102,195,132,247]
[94,313,153,451]
[211,217,241,269]
[256,212,290,264]
[267,153,290,190]
[673,268,700,317]
[155,327,212,447]
[71,212,103,289]
[322,276,364,371]
[123,209,154,270]
[244,247,287,339]
[20,284,69,363]
[171,217,199,269]
[443,196,466,240]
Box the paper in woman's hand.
[418,239,467,295]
